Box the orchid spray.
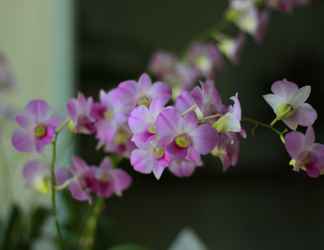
[11,1,320,249]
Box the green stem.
[50,135,65,250]
[81,199,105,250]
[242,117,282,137]
[50,120,70,250]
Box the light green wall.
[0,0,74,216]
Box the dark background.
[75,1,324,249]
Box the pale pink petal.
[25,99,50,122]
[175,90,195,113]
[16,114,31,128]
[169,160,196,177]
[152,164,166,180]
[69,181,91,202]
[55,168,71,186]
[229,93,241,121]
[67,99,78,120]
[117,80,137,98]
[130,149,154,174]
[289,86,311,107]
[111,169,132,195]
[138,73,152,90]
[289,103,317,127]
[23,160,47,186]
[285,131,305,159]
[156,107,179,140]
[283,117,298,130]
[99,158,113,171]
[271,79,298,99]
[149,81,171,105]
[131,131,155,148]
[12,129,34,152]
[128,106,149,134]
[191,124,218,154]
[305,127,315,148]
[263,94,284,112]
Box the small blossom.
[128,100,165,146]
[156,107,218,159]
[217,33,246,64]
[130,137,170,179]
[12,100,61,153]
[255,10,270,43]
[285,127,324,177]
[95,88,133,147]
[186,42,223,78]
[211,133,241,170]
[213,94,242,134]
[165,63,199,96]
[191,80,227,117]
[92,158,132,198]
[267,0,310,12]
[263,79,317,130]
[56,157,97,202]
[67,93,97,134]
[148,51,178,78]
[23,160,50,193]
[118,73,171,107]
[175,80,225,122]
[101,126,136,158]
[169,155,202,177]
[227,0,259,35]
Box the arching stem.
[242,117,287,143]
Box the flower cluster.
[56,157,132,202]
[11,99,132,202]
[148,0,312,93]
[12,74,324,207]
[66,74,245,179]
[263,79,324,177]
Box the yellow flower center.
[196,56,211,73]
[175,134,191,149]
[99,171,110,182]
[67,120,77,133]
[114,128,129,145]
[211,146,226,158]
[34,124,47,138]
[137,96,151,107]
[153,147,165,159]
[276,104,294,120]
[34,177,50,194]
[212,115,228,133]
[104,110,113,121]
[147,125,156,134]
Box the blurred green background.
[1,0,324,249]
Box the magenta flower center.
[175,134,191,149]
[34,124,47,139]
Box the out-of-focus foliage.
[110,244,148,250]
[0,205,50,250]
